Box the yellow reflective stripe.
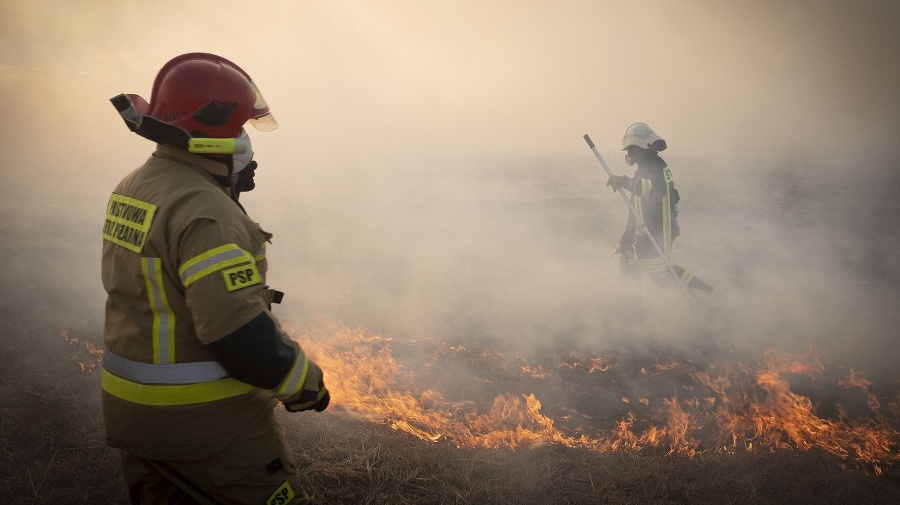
[274,348,310,399]
[638,257,669,273]
[662,185,672,255]
[142,257,175,364]
[633,193,643,222]
[178,244,254,287]
[102,368,256,406]
[255,241,267,263]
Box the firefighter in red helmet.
[607,123,713,302]
[102,53,326,504]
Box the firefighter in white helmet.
[607,122,713,299]
[101,53,327,504]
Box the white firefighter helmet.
[621,122,665,151]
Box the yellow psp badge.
[266,481,295,505]
[222,263,261,292]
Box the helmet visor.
[247,80,278,131]
[249,112,279,132]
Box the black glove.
[283,377,330,413]
[607,175,630,192]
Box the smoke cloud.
[2,1,899,382]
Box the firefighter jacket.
[100,144,310,460]
[618,154,680,272]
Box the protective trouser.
[120,413,310,505]
[620,250,713,299]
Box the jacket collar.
[152,144,230,178]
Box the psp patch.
[222,263,261,292]
[102,193,157,253]
[266,480,295,505]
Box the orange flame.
[60,329,104,372]
[289,324,899,474]
[63,323,898,474]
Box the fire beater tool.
[583,133,692,298]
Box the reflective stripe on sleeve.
[142,257,175,364]
[255,241,267,263]
[179,244,255,287]
[102,368,257,406]
[274,348,310,399]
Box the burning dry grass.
[291,323,900,473]
[1,316,899,504]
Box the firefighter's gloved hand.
[607,175,630,192]
[283,363,330,413]
[284,382,330,412]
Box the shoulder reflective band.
[103,348,228,384]
[188,136,250,154]
[103,194,158,253]
[102,368,257,406]
[179,244,255,287]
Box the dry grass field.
[2,311,898,505]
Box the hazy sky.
[1,1,899,376]
[2,0,899,168]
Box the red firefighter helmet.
[139,53,277,139]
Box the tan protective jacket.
[101,145,309,460]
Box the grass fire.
[294,324,900,475]
[3,318,897,504]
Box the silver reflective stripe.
[179,246,250,286]
[142,257,174,364]
[103,348,229,384]
[275,349,309,399]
